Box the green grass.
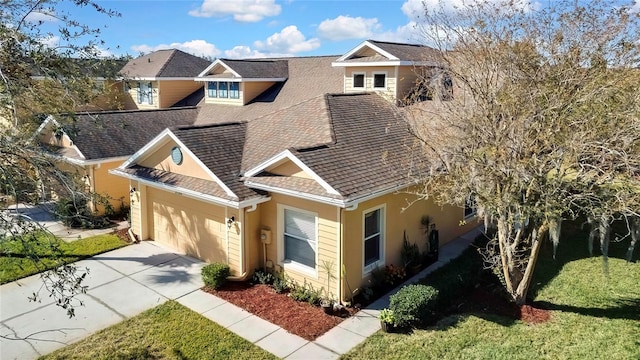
[0,233,127,284]
[40,301,277,360]
[342,222,640,360]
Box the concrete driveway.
[0,241,205,360]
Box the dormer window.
[373,73,386,89]
[138,82,153,104]
[353,73,365,89]
[207,81,240,99]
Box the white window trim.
[277,204,318,278]
[352,72,365,89]
[362,204,386,276]
[372,71,387,90]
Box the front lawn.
[41,301,277,360]
[0,233,127,284]
[342,222,640,360]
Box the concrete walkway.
[0,227,481,360]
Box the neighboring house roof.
[51,107,199,161]
[196,56,343,125]
[199,59,289,80]
[119,49,211,79]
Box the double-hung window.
[363,206,384,273]
[138,81,153,104]
[283,208,317,269]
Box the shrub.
[389,284,439,328]
[272,272,289,293]
[251,269,274,285]
[288,280,321,305]
[202,263,230,289]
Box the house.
[109,40,478,303]
[119,49,211,110]
[37,107,199,213]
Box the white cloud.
[189,0,281,22]
[224,45,267,59]
[131,40,220,58]
[24,11,57,23]
[254,26,320,55]
[39,35,60,48]
[317,15,381,41]
[373,21,422,44]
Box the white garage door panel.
[148,188,227,263]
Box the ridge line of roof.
[368,39,428,47]
[174,121,246,131]
[156,49,177,76]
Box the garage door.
[148,188,227,263]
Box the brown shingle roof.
[117,165,236,201]
[213,59,289,79]
[289,93,425,199]
[63,107,199,160]
[368,40,440,62]
[119,49,211,78]
[171,123,263,200]
[242,95,333,172]
[195,56,343,125]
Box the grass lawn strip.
[0,233,127,284]
[341,222,640,360]
[40,301,277,360]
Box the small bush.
[389,284,439,328]
[272,272,289,293]
[202,263,230,289]
[251,269,274,285]
[288,280,321,305]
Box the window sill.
[280,260,317,279]
[362,260,385,277]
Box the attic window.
[171,146,183,165]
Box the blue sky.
[26,0,640,59]
[40,0,431,59]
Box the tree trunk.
[513,223,547,305]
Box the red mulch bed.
[204,282,357,341]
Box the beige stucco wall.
[137,139,213,181]
[396,66,421,104]
[269,161,310,178]
[90,160,130,214]
[158,80,203,108]
[242,81,276,105]
[258,193,340,298]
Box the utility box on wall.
[260,229,272,244]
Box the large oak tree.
[406,0,640,304]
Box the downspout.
[227,204,258,281]
[338,207,344,304]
